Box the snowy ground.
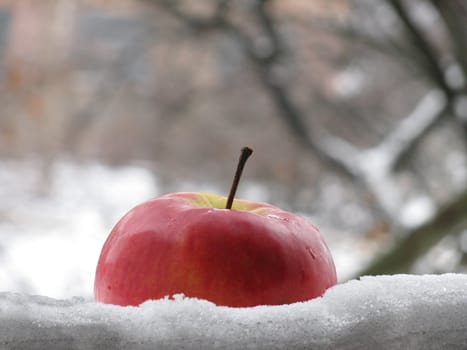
[0,158,374,299]
[1,274,466,349]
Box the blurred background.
[0,0,466,299]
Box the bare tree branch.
[309,17,426,73]
[386,0,452,96]
[146,0,467,275]
[429,0,467,87]
[379,89,448,170]
[358,186,467,276]
[65,26,157,150]
[153,0,230,31]
[149,0,457,225]
[251,0,282,62]
[151,0,363,177]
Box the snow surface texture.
[0,274,466,350]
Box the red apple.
[94,191,337,307]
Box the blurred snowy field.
[0,158,375,299]
[0,274,466,349]
[0,159,158,298]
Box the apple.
[94,148,337,307]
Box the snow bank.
[1,274,466,350]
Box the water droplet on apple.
[167,217,178,227]
[306,246,317,259]
[267,214,288,222]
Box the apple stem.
[225,147,253,209]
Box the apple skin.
[94,192,337,307]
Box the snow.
[399,195,436,229]
[355,89,447,228]
[0,274,466,349]
[330,66,365,99]
[0,159,158,298]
